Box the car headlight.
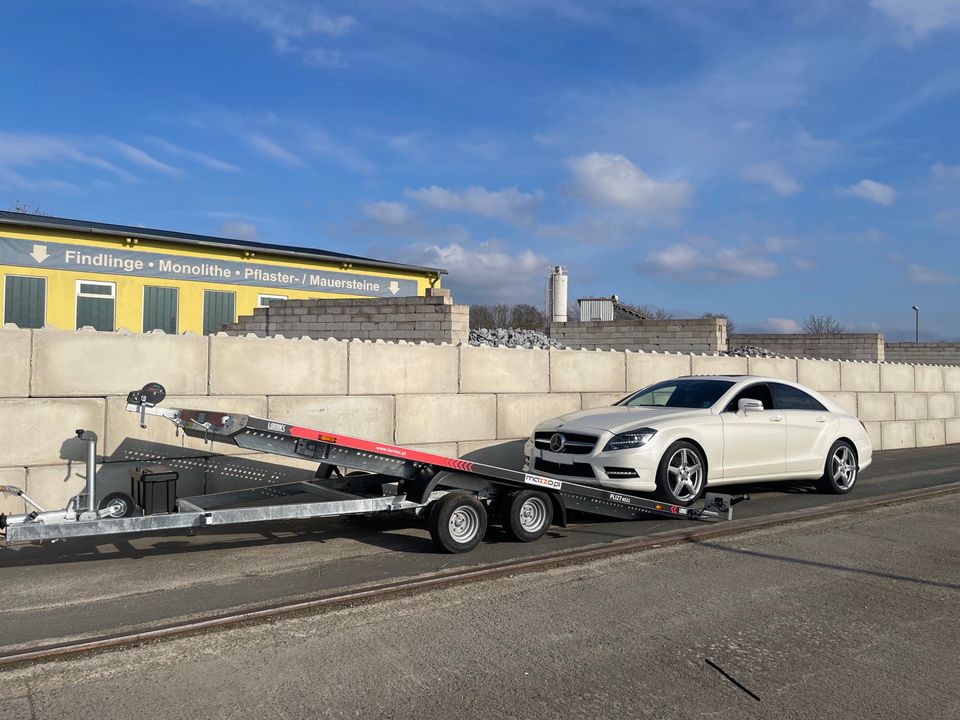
[603,428,657,452]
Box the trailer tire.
[503,490,553,543]
[428,493,487,553]
[98,492,136,518]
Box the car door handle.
[816,416,826,423]
[769,415,783,422]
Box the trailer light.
[603,428,656,452]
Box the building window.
[3,275,46,328]
[143,286,179,334]
[76,280,115,331]
[257,294,287,308]
[203,290,236,335]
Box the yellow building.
[0,211,444,334]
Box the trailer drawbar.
[0,383,747,553]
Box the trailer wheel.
[98,492,136,518]
[428,493,487,553]
[503,490,553,543]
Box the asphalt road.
[2,489,958,719]
[1,445,959,653]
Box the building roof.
[0,211,446,276]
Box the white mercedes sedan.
[524,375,873,505]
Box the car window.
[724,383,773,412]
[771,383,827,411]
[620,379,735,409]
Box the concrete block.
[797,359,841,391]
[0,398,104,466]
[550,350,626,393]
[210,336,347,396]
[690,355,748,376]
[395,394,496,444]
[458,439,527,470]
[862,421,882,451]
[927,393,956,420]
[349,341,458,394]
[857,393,895,422]
[822,391,857,416]
[0,466,26,515]
[880,364,914,392]
[31,329,209,397]
[625,352,692,389]
[895,393,927,420]
[916,420,945,447]
[943,367,960,392]
[0,327,31,397]
[581,392,628,410]
[25,464,87,511]
[881,421,915,450]
[840,362,880,392]
[915,365,944,392]
[747,357,798,382]
[104,395,267,457]
[497,393,581,439]
[945,418,960,445]
[267,395,395,443]
[460,346,549,394]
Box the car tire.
[502,490,553,543]
[428,492,487,553]
[654,441,706,507]
[817,440,858,494]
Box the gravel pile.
[721,345,784,358]
[468,328,564,349]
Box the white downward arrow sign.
[388,281,400,295]
[30,244,49,263]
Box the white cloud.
[218,220,259,241]
[843,179,896,206]
[148,138,240,172]
[404,185,543,224]
[189,0,354,67]
[761,317,802,333]
[794,258,816,270]
[870,0,960,40]
[764,236,800,253]
[931,162,960,182]
[364,201,414,225]
[244,133,306,167]
[401,239,548,303]
[906,262,957,285]
[642,242,779,282]
[566,153,692,213]
[0,132,135,185]
[743,163,801,196]
[107,140,182,176]
[302,129,374,174]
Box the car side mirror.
[738,398,764,412]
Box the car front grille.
[533,431,597,455]
[534,458,596,478]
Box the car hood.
[536,406,712,435]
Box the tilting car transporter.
[1,383,746,553]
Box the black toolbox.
[130,466,179,515]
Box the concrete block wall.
[549,318,726,353]
[885,343,960,366]
[4,325,960,513]
[225,288,470,345]
[729,333,885,362]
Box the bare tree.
[9,200,45,215]
[491,303,511,329]
[565,301,580,322]
[510,303,545,330]
[701,312,735,333]
[802,314,845,334]
[469,304,495,330]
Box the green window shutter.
[76,296,115,331]
[143,286,178,333]
[203,290,235,335]
[3,276,46,328]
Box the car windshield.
[617,379,735,409]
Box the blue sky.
[1,0,959,339]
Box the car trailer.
[1,383,747,553]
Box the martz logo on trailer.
[524,474,562,490]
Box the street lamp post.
[912,305,920,343]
